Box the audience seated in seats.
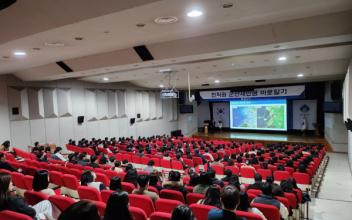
[51,147,67,162]
[124,166,138,187]
[0,173,56,220]
[80,170,106,191]
[272,183,284,197]
[208,169,224,187]
[197,185,222,208]
[188,168,200,187]
[193,172,212,194]
[208,185,244,220]
[99,154,108,165]
[0,140,12,152]
[104,191,133,220]
[144,160,156,173]
[111,161,124,173]
[132,174,159,203]
[33,170,56,196]
[162,170,186,195]
[252,182,288,219]
[77,153,89,166]
[149,171,162,191]
[171,205,195,220]
[107,156,115,166]
[58,200,100,220]
[221,169,234,183]
[88,155,100,168]
[0,153,17,172]
[203,149,214,162]
[247,173,263,190]
[109,176,122,192]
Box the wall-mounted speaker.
[12,107,19,115]
[130,118,135,125]
[77,116,84,124]
[137,113,141,119]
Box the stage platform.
[193,131,328,146]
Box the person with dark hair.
[80,170,106,191]
[247,173,263,190]
[0,173,55,219]
[0,152,17,172]
[0,140,11,152]
[144,160,156,173]
[221,169,234,182]
[298,163,307,173]
[277,164,285,171]
[208,169,224,187]
[59,200,100,220]
[149,171,162,191]
[197,185,222,208]
[188,168,200,186]
[208,185,243,220]
[163,170,186,196]
[77,153,89,166]
[123,168,138,187]
[111,161,124,172]
[171,205,195,220]
[89,155,100,168]
[193,172,212,194]
[109,176,122,192]
[104,191,132,220]
[33,170,55,196]
[286,159,294,168]
[51,146,67,161]
[132,174,159,202]
[266,176,274,185]
[252,182,288,219]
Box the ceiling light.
[103,77,109,81]
[187,9,203,17]
[13,51,26,56]
[159,84,164,88]
[159,68,172,73]
[214,79,220,84]
[154,16,178,24]
[45,42,65,47]
[297,73,304,78]
[278,56,287,61]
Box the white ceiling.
[0,0,352,89]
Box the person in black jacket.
[247,173,264,190]
[0,153,17,172]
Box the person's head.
[266,176,274,184]
[171,205,194,220]
[199,172,211,185]
[1,141,10,149]
[203,185,221,208]
[0,152,6,162]
[81,170,94,186]
[224,169,232,178]
[58,200,100,220]
[0,173,13,206]
[220,185,240,211]
[90,155,98,163]
[298,163,307,173]
[109,156,116,163]
[114,161,121,168]
[104,191,132,220]
[110,177,122,191]
[149,172,159,186]
[168,171,181,182]
[261,182,273,196]
[254,173,262,183]
[136,174,149,189]
[147,160,155,167]
[277,164,285,171]
[33,170,50,191]
[54,147,62,154]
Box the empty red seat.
[171,160,183,170]
[211,164,224,175]
[150,212,172,220]
[48,195,75,212]
[156,198,182,213]
[11,172,26,189]
[78,186,102,201]
[161,159,171,168]
[95,172,109,186]
[292,172,311,185]
[101,189,114,203]
[105,170,119,179]
[160,189,185,203]
[284,192,298,209]
[129,206,148,220]
[189,204,215,220]
[62,174,79,190]
[193,157,203,166]
[240,167,256,178]
[121,182,135,193]
[235,210,263,220]
[247,189,262,196]
[23,175,33,190]
[132,155,142,164]
[24,190,49,206]
[129,194,155,217]
[275,196,290,210]
[0,210,32,220]
[251,202,280,220]
[273,171,290,181]
[183,158,194,167]
[186,193,205,205]
[49,171,64,186]
[224,166,240,175]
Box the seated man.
[252,182,288,219]
[208,185,244,220]
[247,173,263,190]
[132,174,159,202]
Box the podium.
[204,123,209,134]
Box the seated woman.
[171,205,195,220]
[197,185,222,209]
[162,170,186,195]
[33,170,56,196]
[104,191,133,220]
[111,161,124,173]
[109,176,122,192]
[193,172,212,195]
[123,168,138,187]
[58,200,100,220]
[0,173,56,220]
[80,170,106,191]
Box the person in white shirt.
[80,171,106,191]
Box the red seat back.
[156,198,182,213]
[273,171,290,181]
[101,189,114,203]
[256,169,272,179]
[129,206,148,220]
[23,175,33,190]
[160,189,185,203]
[11,172,26,189]
[129,194,155,217]
[95,172,109,186]
[171,160,183,170]
[247,189,262,196]
[292,172,310,185]
[0,210,32,220]
[62,174,79,190]
[284,192,298,209]
[121,182,135,193]
[186,193,204,205]
[189,204,215,220]
[235,210,263,220]
[211,164,224,175]
[91,201,106,216]
[78,186,102,201]
[251,202,280,220]
[48,195,75,212]
[49,171,64,186]
[161,159,171,168]
[150,212,172,220]
[224,166,239,175]
[24,190,49,206]
[240,167,256,178]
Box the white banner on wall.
[292,100,317,130]
[200,85,305,100]
[212,102,230,128]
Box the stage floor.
[193,131,327,145]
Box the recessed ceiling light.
[45,42,65,47]
[159,68,172,73]
[278,56,287,61]
[231,63,235,66]
[159,84,164,88]
[214,79,220,83]
[297,73,304,78]
[187,9,203,18]
[13,51,26,56]
[103,77,109,81]
[154,16,178,24]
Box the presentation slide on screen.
[230,99,287,131]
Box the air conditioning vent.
[255,79,266,83]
